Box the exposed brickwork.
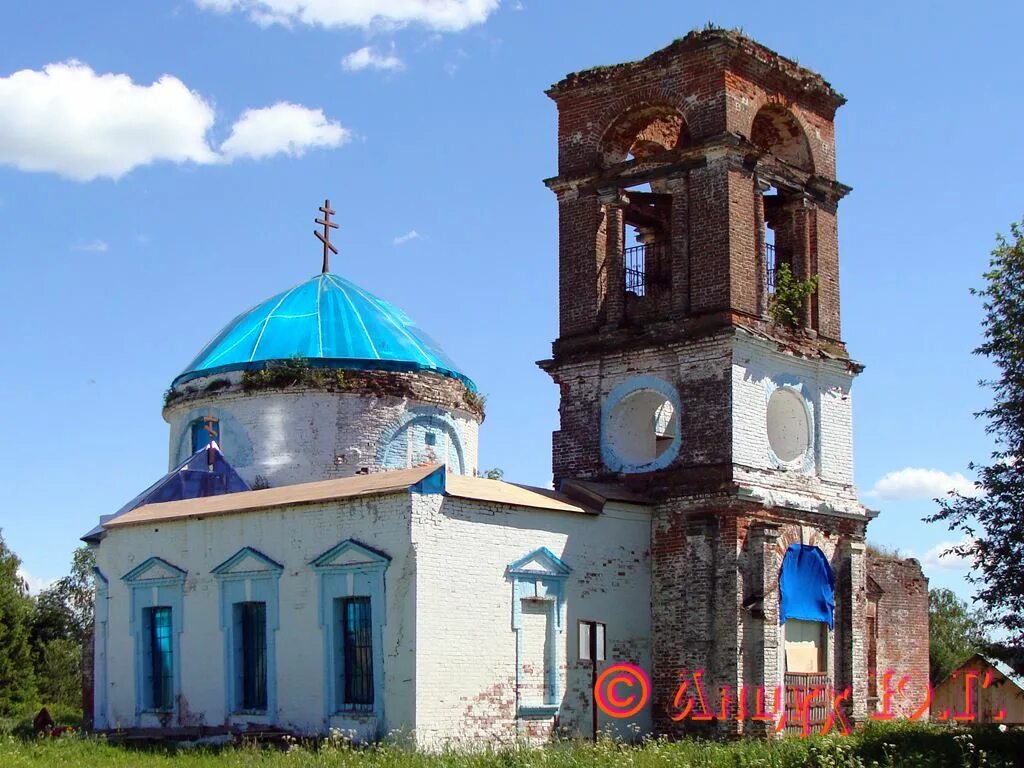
[537,30,930,739]
[866,554,929,719]
[543,28,849,350]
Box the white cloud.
[867,467,980,501]
[0,63,348,180]
[916,537,975,573]
[70,239,109,253]
[342,46,404,72]
[17,567,54,595]
[221,102,349,160]
[393,229,421,245]
[194,0,500,32]
[0,61,218,181]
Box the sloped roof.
[101,465,590,531]
[172,272,475,391]
[82,442,249,542]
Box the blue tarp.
[779,543,835,629]
[81,442,250,542]
[171,272,476,391]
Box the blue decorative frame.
[378,406,467,475]
[173,406,254,468]
[507,548,571,718]
[311,539,390,721]
[601,375,683,473]
[93,567,110,729]
[122,557,186,721]
[211,547,283,719]
[764,375,816,473]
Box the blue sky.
[0,0,1021,605]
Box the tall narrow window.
[337,596,373,709]
[191,414,220,453]
[234,602,267,711]
[144,606,174,710]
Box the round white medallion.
[766,387,810,463]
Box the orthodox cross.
[203,412,219,470]
[203,412,219,440]
[314,199,339,273]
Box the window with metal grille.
[234,602,267,711]
[338,597,373,709]
[144,606,174,710]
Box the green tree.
[30,546,95,708]
[0,530,37,714]
[929,588,987,685]
[927,218,1024,642]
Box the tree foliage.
[928,588,987,685]
[0,531,36,714]
[927,218,1024,642]
[769,263,819,328]
[29,546,94,710]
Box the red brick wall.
[545,28,847,360]
[867,555,930,719]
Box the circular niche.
[603,383,680,472]
[766,387,810,463]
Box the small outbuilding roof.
[943,654,1024,693]
[101,465,592,531]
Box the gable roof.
[100,465,591,532]
[938,653,1024,694]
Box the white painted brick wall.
[410,494,652,748]
[94,493,417,735]
[731,332,863,515]
[164,372,479,487]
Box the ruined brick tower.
[540,28,890,733]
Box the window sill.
[333,708,376,716]
[231,710,269,717]
[517,704,559,718]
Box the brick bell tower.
[539,29,872,733]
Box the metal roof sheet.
[102,466,590,530]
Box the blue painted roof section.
[172,272,475,391]
[80,442,250,542]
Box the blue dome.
[172,273,475,391]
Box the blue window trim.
[93,567,110,729]
[211,547,282,719]
[600,375,683,473]
[122,557,186,721]
[311,539,390,721]
[507,548,571,717]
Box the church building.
[84,29,928,746]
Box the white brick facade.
[164,371,480,487]
[92,485,651,747]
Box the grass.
[0,722,1021,768]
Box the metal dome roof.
[171,272,475,391]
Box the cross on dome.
[314,198,339,274]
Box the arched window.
[750,105,814,173]
[779,544,834,674]
[190,413,219,453]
